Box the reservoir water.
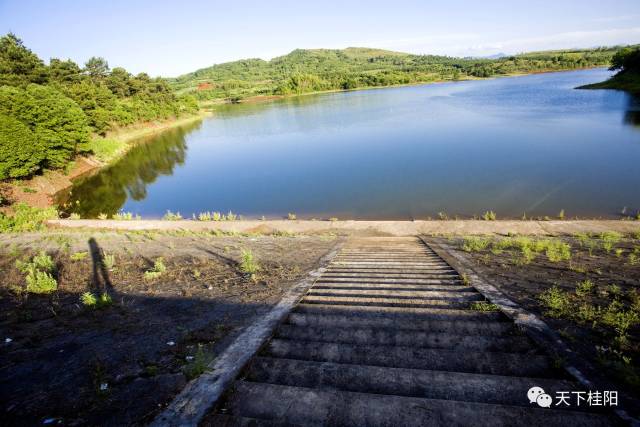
[63,68,640,219]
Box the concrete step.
[326,267,457,273]
[204,414,287,426]
[225,382,612,426]
[293,303,505,321]
[306,289,481,300]
[275,325,533,352]
[316,277,462,284]
[321,272,460,278]
[265,339,550,377]
[286,312,515,336]
[247,357,581,408]
[312,284,475,292]
[301,295,479,309]
[332,262,449,267]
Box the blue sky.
[1,0,639,77]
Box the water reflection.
[61,121,201,217]
[624,96,640,128]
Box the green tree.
[610,47,640,74]
[106,67,131,97]
[84,56,109,81]
[0,33,48,86]
[49,58,82,83]
[0,113,44,179]
[0,84,90,169]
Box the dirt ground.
[0,230,338,426]
[439,232,640,407]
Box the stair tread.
[225,382,613,426]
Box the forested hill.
[170,46,621,101]
[0,33,198,180]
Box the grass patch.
[470,301,499,311]
[86,138,127,163]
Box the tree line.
[0,33,198,180]
[171,46,620,101]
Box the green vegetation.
[144,257,167,280]
[239,249,260,276]
[101,253,116,271]
[0,203,58,232]
[162,210,182,221]
[539,282,640,350]
[579,46,640,95]
[171,46,617,102]
[16,251,57,294]
[183,345,212,380]
[482,210,496,221]
[0,33,198,179]
[461,236,571,264]
[70,251,89,261]
[112,211,140,220]
[470,301,500,311]
[81,291,112,308]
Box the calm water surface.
[63,69,640,219]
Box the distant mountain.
[169,46,619,100]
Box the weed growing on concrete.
[470,301,499,311]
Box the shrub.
[0,113,44,179]
[544,240,571,262]
[575,279,594,297]
[0,203,58,232]
[102,253,115,270]
[462,237,490,252]
[539,286,572,317]
[81,291,112,308]
[600,231,622,253]
[81,291,97,307]
[144,257,167,280]
[163,210,182,221]
[482,211,496,221]
[240,249,260,276]
[71,251,88,261]
[26,270,57,294]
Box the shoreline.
[2,112,209,211]
[47,219,640,236]
[201,66,608,106]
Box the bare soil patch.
[0,231,337,425]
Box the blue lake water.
[63,68,640,219]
